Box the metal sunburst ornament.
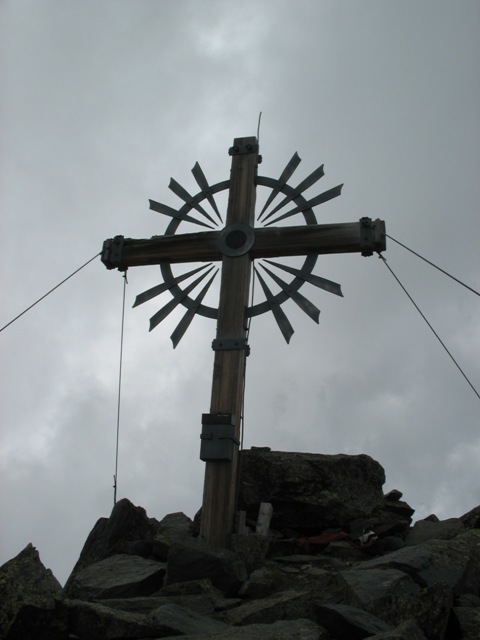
[128,150,350,346]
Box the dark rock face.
[65,498,159,587]
[65,554,167,600]
[2,450,480,640]
[238,450,386,533]
[0,543,66,640]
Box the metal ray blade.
[149,199,214,229]
[254,267,294,343]
[169,178,218,226]
[258,152,301,221]
[170,270,218,348]
[264,259,343,297]
[261,164,325,222]
[260,264,320,323]
[191,162,223,223]
[133,264,212,307]
[265,184,343,226]
[149,268,215,331]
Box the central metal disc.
[217,223,255,257]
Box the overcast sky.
[1,0,479,586]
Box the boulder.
[166,538,247,596]
[216,589,314,626]
[314,603,392,638]
[64,498,159,589]
[64,598,174,639]
[3,455,480,640]
[356,531,480,594]
[451,605,480,640]
[459,504,480,530]
[0,543,67,640]
[149,601,230,635]
[64,554,166,600]
[238,450,386,534]
[159,618,324,639]
[405,517,465,546]
[153,511,195,560]
[368,619,427,639]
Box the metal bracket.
[101,235,125,270]
[229,143,259,156]
[212,338,250,354]
[359,218,386,256]
[200,413,240,462]
[359,218,375,257]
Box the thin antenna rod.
[257,111,263,143]
[113,272,128,506]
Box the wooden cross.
[101,135,386,547]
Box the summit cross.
[102,135,386,547]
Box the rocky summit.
[1,450,479,640]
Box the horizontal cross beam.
[101,218,386,270]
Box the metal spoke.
[169,178,218,226]
[149,199,214,229]
[261,164,325,222]
[265,184,343,226]
[149,268,215,331]
[191,162,223,223]
[133,264,213,307]
[264,259,343,297]
[254,267,294,343]
[170,271,218,348]
[260,263,320,323]
[258,152,301,220]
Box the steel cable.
[378,253,479,401]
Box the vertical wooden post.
[200,136,258,547]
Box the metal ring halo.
[160,176,319,319]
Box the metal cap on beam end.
[101,235,125,270]
[359,218,386,256]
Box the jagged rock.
[381,498,415,520]
[159,618,324,639]
[238,450,386,534]
[166,539,248,596]
[356,531,480,594]
[384,489,403,501]
[314,602,392,638]
[152,511,194,560]
[3,457,480,640]
[0,543,67,640]
[460,504,480,530]
[149,601,230,635]
[341,568,420,604]
[64,498,159,589]
[96,595,171,614]
[405,517,465,545]
[368,619,427,639]
[64,553,166,600]
[338,569,453,636]
[215,589,314,625]
[451,605,480,640]
[230,533,271,573]
[64,598,174,639]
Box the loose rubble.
[1,450,479,639]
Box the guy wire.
[234,263,257,516]
[113,271,128,506]
[0,252,101,333]
[378,253,479,401]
